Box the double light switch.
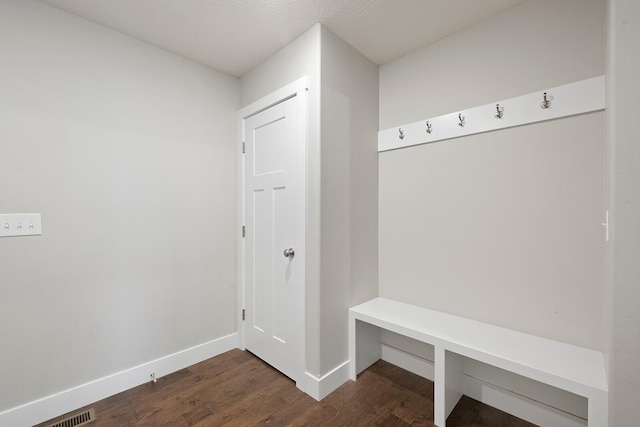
[0,213,42,237]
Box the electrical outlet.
[0,213,42,237]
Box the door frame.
[237,77,308,388]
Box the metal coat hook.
[495,104,504,119]
[398,128,404,140]
[458,113,465,127]
[426,121,432,134]
[540,92,551,109]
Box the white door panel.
[242,90,305,381]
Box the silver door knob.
[283,248,295,258]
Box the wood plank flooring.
[38,349,537,427]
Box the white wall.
[0,0,238,419]
[240,24,379,382]
[378,0,606,351]
[380,0,605,130]
[607,0,640,424]
[377,1,606,422]
[319,26,379,374]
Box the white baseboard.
[381,344,435,380]
[301,360,351,401]
[0,333,239,427]
[463,375,586,427]
[380,344,587,427]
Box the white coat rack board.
[378,75,605,152]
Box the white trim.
[237,99,246,352]
[381,344,435,380]
[379,75,605,152]
[293,84,309,393]
[464,376,587,427]
[239,77,310,119]
[237,76,309,393]
[0,334,239,427]
[301,361,351,401]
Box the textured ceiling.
[40,0,524,77]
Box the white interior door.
[242,85,306,381]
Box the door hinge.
[242,225,245,237]
[242,142,245,154]
[242,309,245,321]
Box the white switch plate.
[0,213,42,237]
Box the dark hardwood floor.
[38,349,537,426]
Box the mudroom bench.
[348,297,608,427]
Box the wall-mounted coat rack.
[379,75,605,152]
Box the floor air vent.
[45,408,95,427]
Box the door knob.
[283,248,295,258]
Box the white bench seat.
[348,297,608,427]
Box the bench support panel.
[434,348,464,426]
[587,390,608,427]
[349,317,381,380]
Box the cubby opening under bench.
[348,298,608,427]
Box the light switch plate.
[0,213,42,237]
